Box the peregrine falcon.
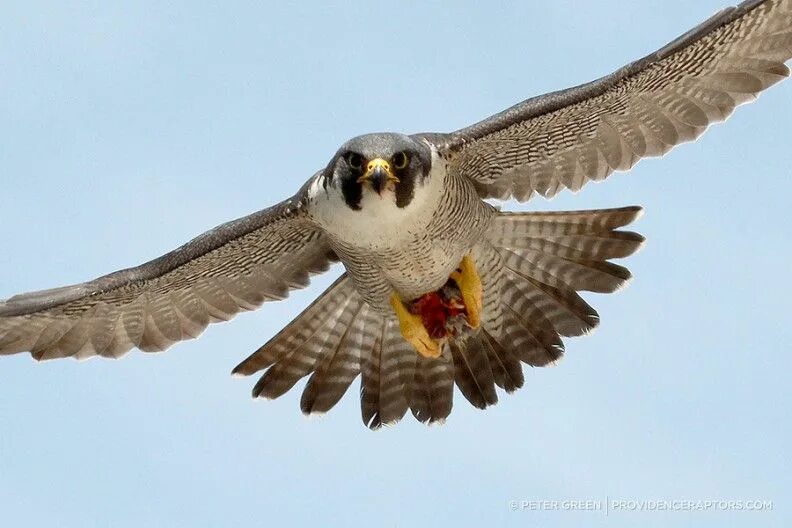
[2,0,791,428]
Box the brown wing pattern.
[0,191,337,361]
[435,0,792,200]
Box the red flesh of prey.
[408,280,468,340]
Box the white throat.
[307,147,448,250]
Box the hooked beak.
[358,158,399,194]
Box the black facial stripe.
[395,170,415,208]
[341,176,362,210]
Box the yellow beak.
[358,158,399,193]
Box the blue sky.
[1,1,790,527]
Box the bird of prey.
[2,0,791,428]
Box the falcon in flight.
[2,0,791,428]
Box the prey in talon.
[393,254,484,358]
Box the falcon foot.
[390,292,441,358]
[391,254,483,358]
[449,254,482,329]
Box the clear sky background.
[1,1,790,527]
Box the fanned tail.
[447,206,643,410]
[234,206,643,427]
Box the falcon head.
[325,133,432,210]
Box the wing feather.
[0,182,338,361]
[422,0,792,200]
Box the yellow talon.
[390,292,441,358]
[450,254,483,328]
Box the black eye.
[392,151,409,170]
[345,152,363,171]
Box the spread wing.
[0,177,337,361]
[425,0,792,200]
